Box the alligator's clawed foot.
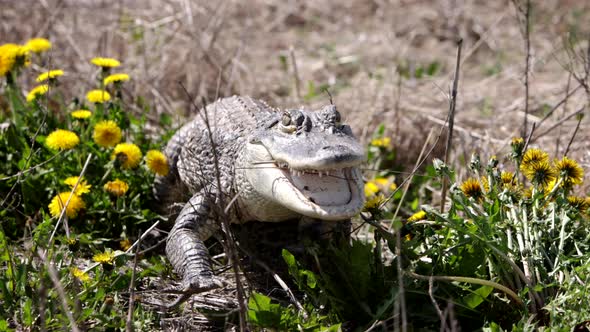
[164,275,225,310]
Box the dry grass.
[2,1,589,168]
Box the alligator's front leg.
[165,191,224,307]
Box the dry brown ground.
[2,0,590,177]
[3,0,590,329]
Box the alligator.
[154,96,365,305]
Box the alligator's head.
[243,104,365,221]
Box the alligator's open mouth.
[244,143,365,220]
[269,163,365,220]
[276,163,354,205]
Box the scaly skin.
[155,96,365,306]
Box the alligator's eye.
[333,110,341,125]
[279,112,297,133]
[294,113,305,126]
[281,113,291,126]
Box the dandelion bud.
[469,154,481,172]
[510,137,525,161]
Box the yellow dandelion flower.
[389,182,397,191]
[104,179,129,197]
[364,181,380,197]
[104,73,130,85]
[26,84,49,102]
[520,148,549,173]
[86,89,111,103]
[93,120,121,147]
[120,239,132,251]
[522,161,556,188]
[71,109,92,119]
[460,178,483,199]
[93,251,115,264]
[374,177,388,187]
[408,210,427,222]
[66,237,79,251]
[0,44,18,76]
[48,192,85,219]
[371,137,391,148]
[112,143,142,169]
[0,43,29,76]
[543,178,558,194]
[501,171,517,186]
[64,176,92,195]
[25,38,52,53]
[567,196,590,212]
[511,137,524,145]
[36,69,64,82]
[91,57,120,68]
[70,267,90,282]
[364,194,385,210]
[480,176,490,192]
[146,150,169,176]
[554,157,584,187]
[45,129,79,150]
[371,177,397,192]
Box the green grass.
[2,38,590,331]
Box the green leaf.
[22,298,33,326]
[282,249,296,270]
[248,292,271,312]
[426,61,440,76]
[0,319,13,332]
[301,270,317,289]
[247,292,282,328]
[482,322,504,332]
[159,113,172,127]
[463,285,493,309]
[279,55,288,71]
[414,66,424,79]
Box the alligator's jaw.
[272,166,364,220]
[246,161,364,220]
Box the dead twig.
[440,39,463,213]
[46,154,93,252]
[200,97,249,332]
[126,234,142,332]
[290,46,302,102]
[513,0,532,137]
[532,106,585,142]
[555,73,572,156]
[564,111,585,157]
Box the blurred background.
[2,0,589,180]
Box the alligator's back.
[153,96,275,210]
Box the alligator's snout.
[321,144,351,151]
[315,144,364,167]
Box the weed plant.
[1,39,171,330]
